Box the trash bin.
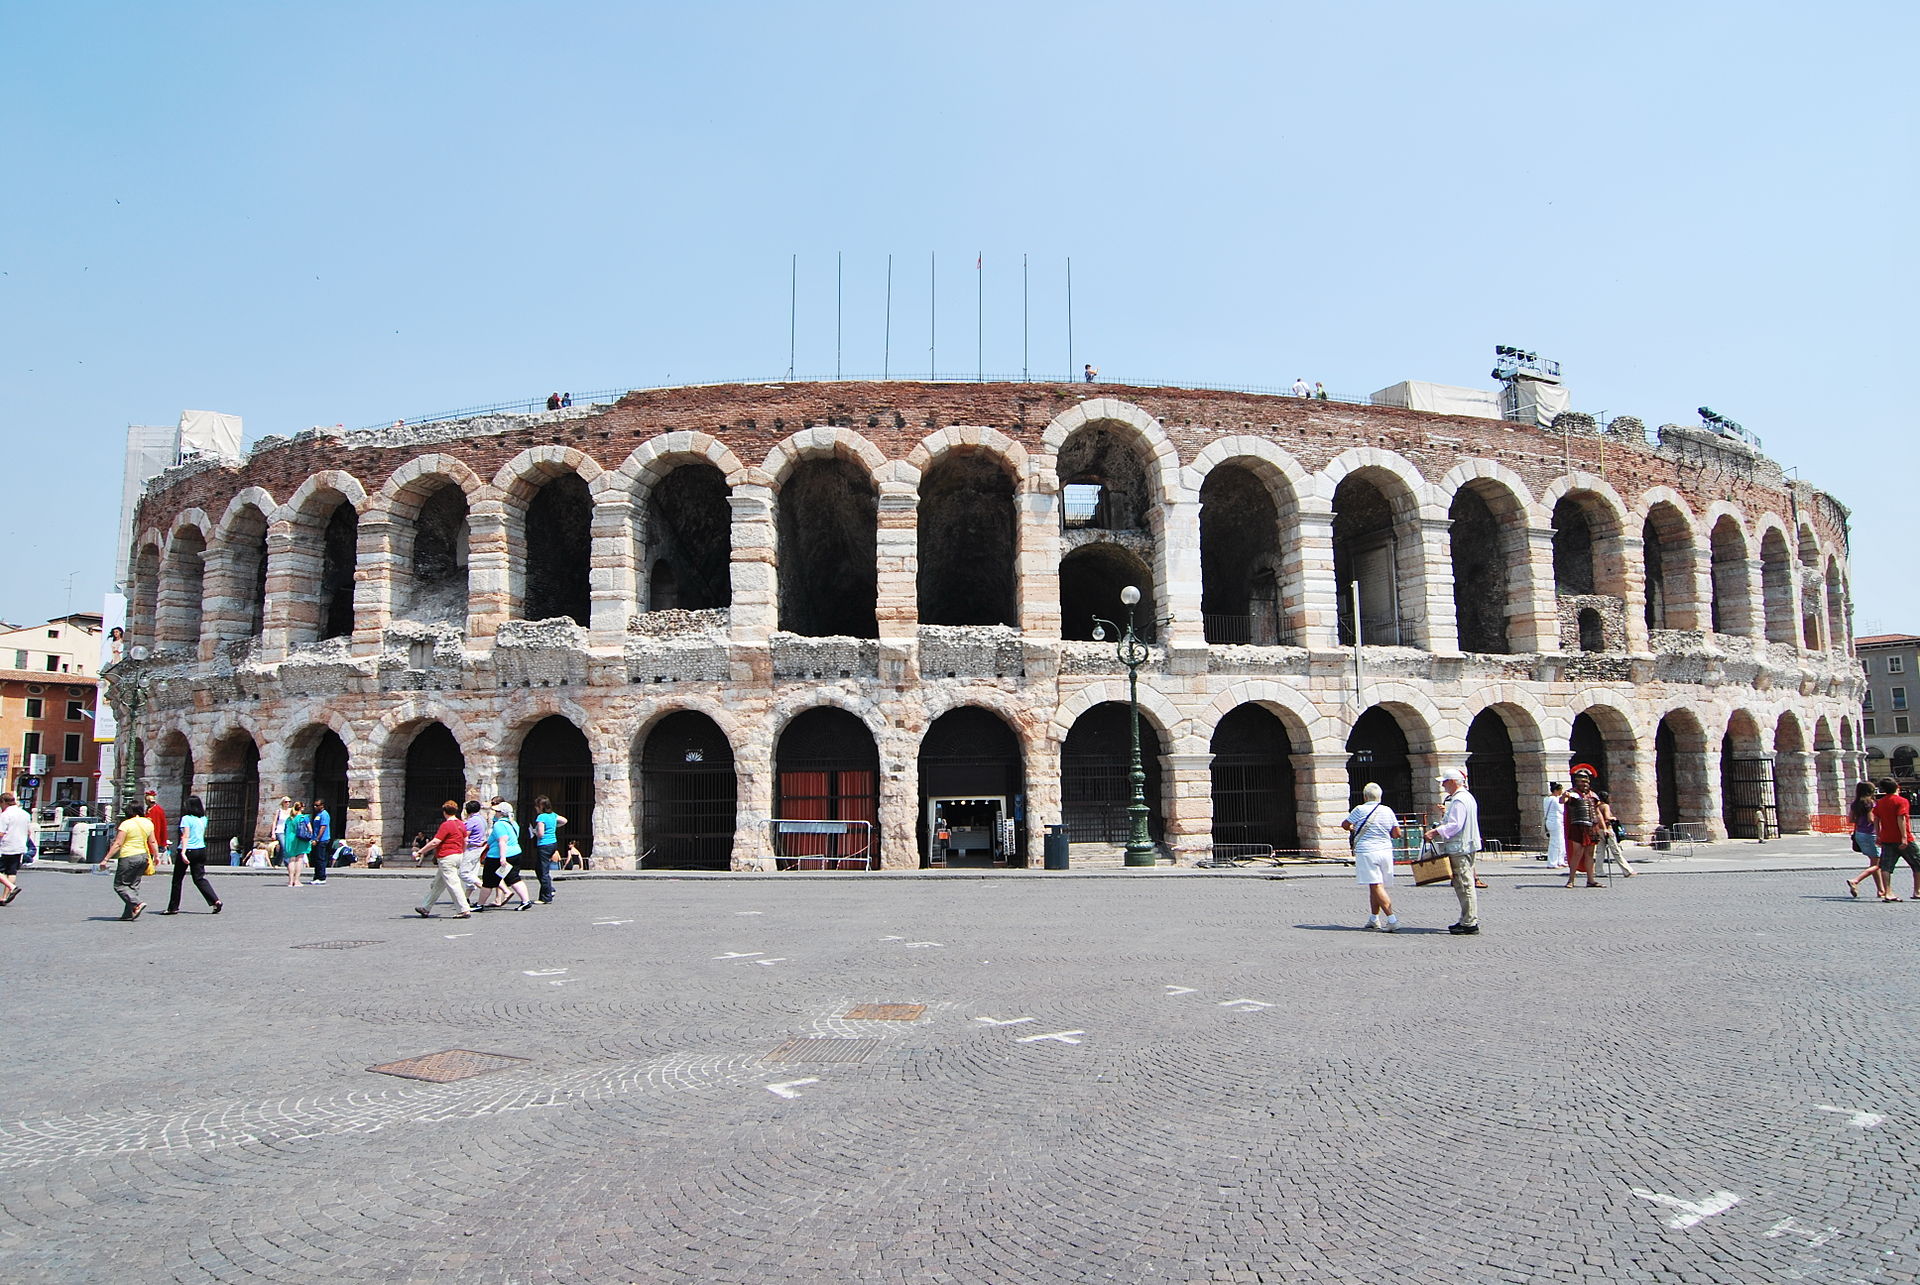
[1649,826,1671,852]
[85,825,113,863]
[1043,824,1070,871]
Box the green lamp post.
[1091,585,1157,867]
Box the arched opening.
[1655,718,1681,828]
[130,543,161,647]
[1449,484,1514,654]
[1708,516,1753,637]
[1721,711,1774,838]
[1062,701,1166,845]
[1211,704,1298,854]
[639,711,737,869]
[1200,466,1284,645]
[918,706,1025,867]
[219,504,271,639]
[775,707,880,865]
[918,453,1017,627]
[402,723,466,850]
[646,463,732,612]
[1551,496,1596,595]
[1057,424,1151,534]
[1824,563,1848,653]
[305,728,350,842]
[518,716,595,856]
[203,730,260,858]
[1760,528,1794,645]
[1894,746,1918,782]
[1654,710,1712,835]
[150,731,194,829]
[1345,706,1413,814]
[400,482,470,624]
[1775,712,1811,833]
[1642,516,1668,632]
[159,529,207,649]
[777,457,877,638]
[1800,582,1824,651]
[1333,472,1413,647]
[1060,544,1157,643]
[524,474,592,625]
[1577,608,1605,653]
[1569,711,1608,787]
[1466,710,1520,848]
[1813,717,1841,814]
[1641,502,1697,632]
[319,504,358,640]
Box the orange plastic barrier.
[1810,814,1851,834]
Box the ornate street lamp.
[1091,585,1157,867]
[115,645,151,815]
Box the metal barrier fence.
[769,818,875,871]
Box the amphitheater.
[116,380,1865,869]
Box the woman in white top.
[1342,782,1404,932]
[1542,782,1568,869]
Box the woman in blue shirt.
[163,794,222,915]
[487,800,536,911]
[529,795,566,905]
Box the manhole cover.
[765,1038,883,1063]
[844,1004,926,1021]
[290,940,385,950]
[367,1050,532,1083]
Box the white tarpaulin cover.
[1501,379,1571,427]
[1369,382,1503,420]
[179,410,242,460]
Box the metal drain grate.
[367,1049,532,1083]
[290,940,385,950]
[765,1038,883,1063]
[843,1004,926,1021]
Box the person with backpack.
[282,801,312,887]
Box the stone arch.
[375,459,483,627]
[1049,681,1189,753]
[1344,701,1437,816]
[1326,449,1429,648]
[760,426,889,490]
[1464,700,1546,848]
[1774,709,1813,832]
[918,705,1028,866]
[201,723,264,857]
[492,449,600,627]
[209,489,275,643]
[773,703,882,866]
[1198,679,1332,749]
[1039,399,1182,508]
[278,470,368,645]
[1637,490,1703,633]
[1543,477,1630,648]
[611,431,753,494]
[918,448,1019,627]
[1210,701,1301,854]
[1445,469,1533,654]
[1059,543,1156,643]
[1722,707,1773,837]
[372,454,487,515]
[1654,707,1711,835]
[1197,457,1297,646]
[906,426,1030,487]
[776,450,878,637]
[1824,558,1849,653]
[129,537,163,649]
[633,707,740,870]
[1706,510,1755,637]
[1756,521,1795,645]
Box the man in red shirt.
[145,790,169,858]
[1872,778,1917,901]
[412,800,472,918]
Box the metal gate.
[1722,755,1778,839]
[641,760,737,869]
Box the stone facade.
[115,382,1866,868]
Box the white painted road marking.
[1015,1031,1085,1045]
[1165,985,1198,996]
[904,941,944,948]
[443,933,473,939]
[1765,1218,1838,1246]
[714,951,764,960]
[753,958,787,966]
[974,1016,1035,1026]
[593,919,633,926]
[1814,1103,1886,1128]
[1630,1188,1741,1229]
[736,910,764,916]
[1217,998,1273,1012]
[765,1079,820,1099]
[522,968,569,977]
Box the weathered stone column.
[1814,748,1847,816]
[466,500,511,643]
[1304,752,1355,858]
[731,742,775,868]
[1416,516,1457,653]
[589,494,637,648]
[1158,499,1205,647]
[1775,750,1815,834]
[877,727,920,871]
[1513,746,1551,851]
[197,543,247,660]
[728,485,777,646]
[1515,526,1561,653]
[1025,730,1064,857]
[260,521,310,662]
[593,756,636,869]
[344,755,381,854]
[353,513,396,658]
[1019,485,1062,638]
[1618,534,1649,654]
[1291,505,1339,648]
[1162,751,1213,864]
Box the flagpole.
[787,253,796,380]
[929,251,936,381]
[884,254,892,380]
[835,250,842,381]
[1022,253,1029,382]
[1066,256,1074,383]
[976,251,983,382]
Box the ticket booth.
[926,796,1013,867]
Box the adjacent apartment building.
[0,613,104,807]
[1860,633,1920,785]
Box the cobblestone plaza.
[3,860,1916,1283]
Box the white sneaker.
[1382,917,1399,933]
[1364,917,1379,931]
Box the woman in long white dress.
[1342,782,1405,932]
[1542,782,1568,869]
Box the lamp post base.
[1123,804,1156,866]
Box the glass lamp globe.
[1120,586,1141,606]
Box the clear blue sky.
[4,2,1912,631]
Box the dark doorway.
[918,455,1017,627]
[1451,487,1510,653]
[1210,704,1297,854]
[203,734,260,859]
[775,707,880,865]
[778,457,878,637]
[1200,467,1283,645]
[525,474,593,625]
[1059,544,1156,642]
[640,711,738,870]
[227,505,270,638]
[647,464,732,611]
[918,707,1025,866]
[1721,737,1777,839]
[1465,710,1520,848]
[1655,718,1680,828]
[1062,702,1165,844]
[310,730,350,842]
[1346,707,1413,813]
[320,504,358,640]
[1057,426,1151,532]
[1334,474,1402,646]
[1577,608,1605,653]
[1569,712,1607,788]
[1642,515,1668,632]
[163,530,207,648]
[406,484,470,621]
[403,723,466,850]
[1552,497,1596,595]
[519,716,595,855]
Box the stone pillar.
[1303,753,1355,858]
[728,485,777,645]
[353,513,396,658]
[1611,745,1653,837]
[1163,751,1213,864]
[1407,749,1443,828]
[1025,730,1063,861]
[467,500,511,643]
[732,740,775,868]
[1291,505,1339,649]
[198,543,245,660]
[1514,746,1550,851]
[345,755,381,855]
[593,755,636,869]
[1019,485,1062,638]
[260,521,306,661]
[1416,516,1457,653]
[1672,541,1712,633]
[589,494,637,648]
[1158,499,1205,647]
[1775,750,1815,834]
[1514,527,1561,653]
[1814,748,1847,815]
[875,483,919,641]
[1686,741,1724,841]
[1617,534,1649,654]
[877,727,920,871]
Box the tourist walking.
[308,798,334,883]
[282,801,312,887]
[145,789,170,862]
[1593,790,1636,878]
[529,795,565,904]
[0,790,30,906]
[461,800,487,900]
[487,801,535,910]
[97,804,158,920]
[1845,782,1892,900]
[1291,376,1311,397]
[1872,778,1917,901]
[1541,782,1567,869]
[163,795,221,914]
[1563,766,1604,888]
[1426,769,1483,934]
[271,796,294,864]
[1342,783,1402,932]
[412,801,472,918]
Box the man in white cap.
[1426,769,1483,935]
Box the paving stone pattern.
[2,866,1917,1283]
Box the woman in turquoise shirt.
[163,794,222,915]
[283,801,312,888]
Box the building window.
[24,698,41,719]
[22,731,40,757]
[65,700,82,721]
[1892,656,1907,674]
[1864,691,1874,711]
[45,629,57,639]
[1865,718,1877,735]
[62,733,81,762]
[12,650,25,668]
[1894,687,1909,711]
[44,655,58,672]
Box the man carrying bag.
[1425,769,1483,936]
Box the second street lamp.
[1091,585,1157,867]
